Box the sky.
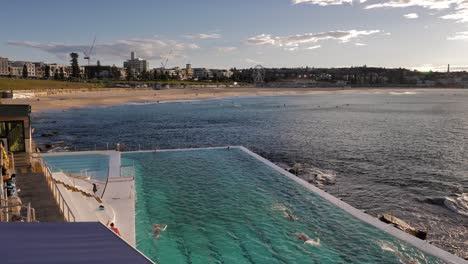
[1,0,467,71]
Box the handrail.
[38,159,76,222]
[0,202,36,222]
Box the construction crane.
[83,36,97,66]
[160,50,173,69]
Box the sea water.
[34,92,468,258]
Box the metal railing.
[39,159,76,222]
[0,201,36,222]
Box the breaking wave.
[389,91,417,95]
[423,193,468,217]
[277,163,337,186]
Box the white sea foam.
[443,193,468,217]
[389,91,417,95]
[302,166,337,186]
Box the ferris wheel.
[252,65,265,84]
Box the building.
[193,68,213,80]
[8,67,23,77]
[0,57,9,76]
[33,62,46,78]
[0,105,32,166]
[48,64,68,78]
[184,64,193,79]
[212,69,233,79]
[123,52,149,75]
[84,64,112,79]
[9,61,36,77]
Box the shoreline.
[1,87,466,113]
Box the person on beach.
[154,224,167,239]
[106,220,121,236]
[92,183,98,194]
[297,233,320,246]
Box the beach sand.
[0,86,461,113]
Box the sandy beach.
[1,87,463,113]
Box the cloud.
[217,46,238,52]
[364,1,468,24]
[306,45,322,49]
[7,38,199,62]
[365,0,456,10]
[245,58,263,64]
[292,1,468,24]
[355,42,367,46]
[285,47,299,51]
[403,13,419,18]
[247,30,381,50]
[292,0,352,5]
[183,33,221,39]
[447,31,468,40]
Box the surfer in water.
[297,233,320,246]
[154,224,168,239]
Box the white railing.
[39,159,76,222]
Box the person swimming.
[283,211,298,221]
[154,224,168,239]
[272,203,298,221]
[297,233,320,246]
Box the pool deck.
[41,150,136,246]
[41,147,467,264]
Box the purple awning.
[1,222,153,264]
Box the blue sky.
[1,0,467,70]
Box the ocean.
[33,90,468,259]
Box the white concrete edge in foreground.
[236,146,467,264]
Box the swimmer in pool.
[284,211,298,221]
[154,224,167,239]
[297,233,320,246]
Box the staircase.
[13,152,31,169]
[15,168,64,222]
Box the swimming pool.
[124,148,447,264]
[42,154,110,182]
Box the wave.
[389,91,417,95]
[300,165,337,186]
[423,193,468,217]
[123,99,202,106]
[277,163,337,186]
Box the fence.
[39,159,76,222]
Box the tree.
[70,52,80,79]
[44,65,51,79]
[54,69,59,80]
[59,67,65,80]
[111,65,121,80]
[96,60,102,79]
[22,64,28,78]
[153,70,159,80]
[125,66,134,81]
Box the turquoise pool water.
[42,154,110,181]
[125,149,445,264]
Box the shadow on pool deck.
[15,167,64,222]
